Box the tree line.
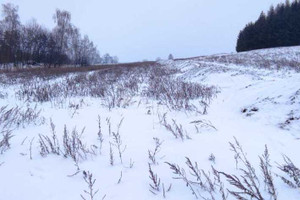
[236,0,300,52]
[0,3,118,68]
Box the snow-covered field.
[0,46,300,200]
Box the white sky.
[2,0,286,62]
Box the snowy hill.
[0,46,300,200]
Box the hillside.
[0,46,300,200]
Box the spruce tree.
[236,0,300,52]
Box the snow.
[1,46,300,199]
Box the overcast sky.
[2,0,286,62]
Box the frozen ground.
[0,46,300,200]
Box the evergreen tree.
[236,0,300,52]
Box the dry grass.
[11,62,216,113]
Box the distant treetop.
[168,54,174,60]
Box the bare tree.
[21,19,49,64]
[69,27,82,65]
[1,3,21,65]
[0,4,107,67]
[53,9,72,53]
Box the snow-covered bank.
[0,46,300,200]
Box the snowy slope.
[0,46,300,200]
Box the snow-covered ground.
[0,46,300,200]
